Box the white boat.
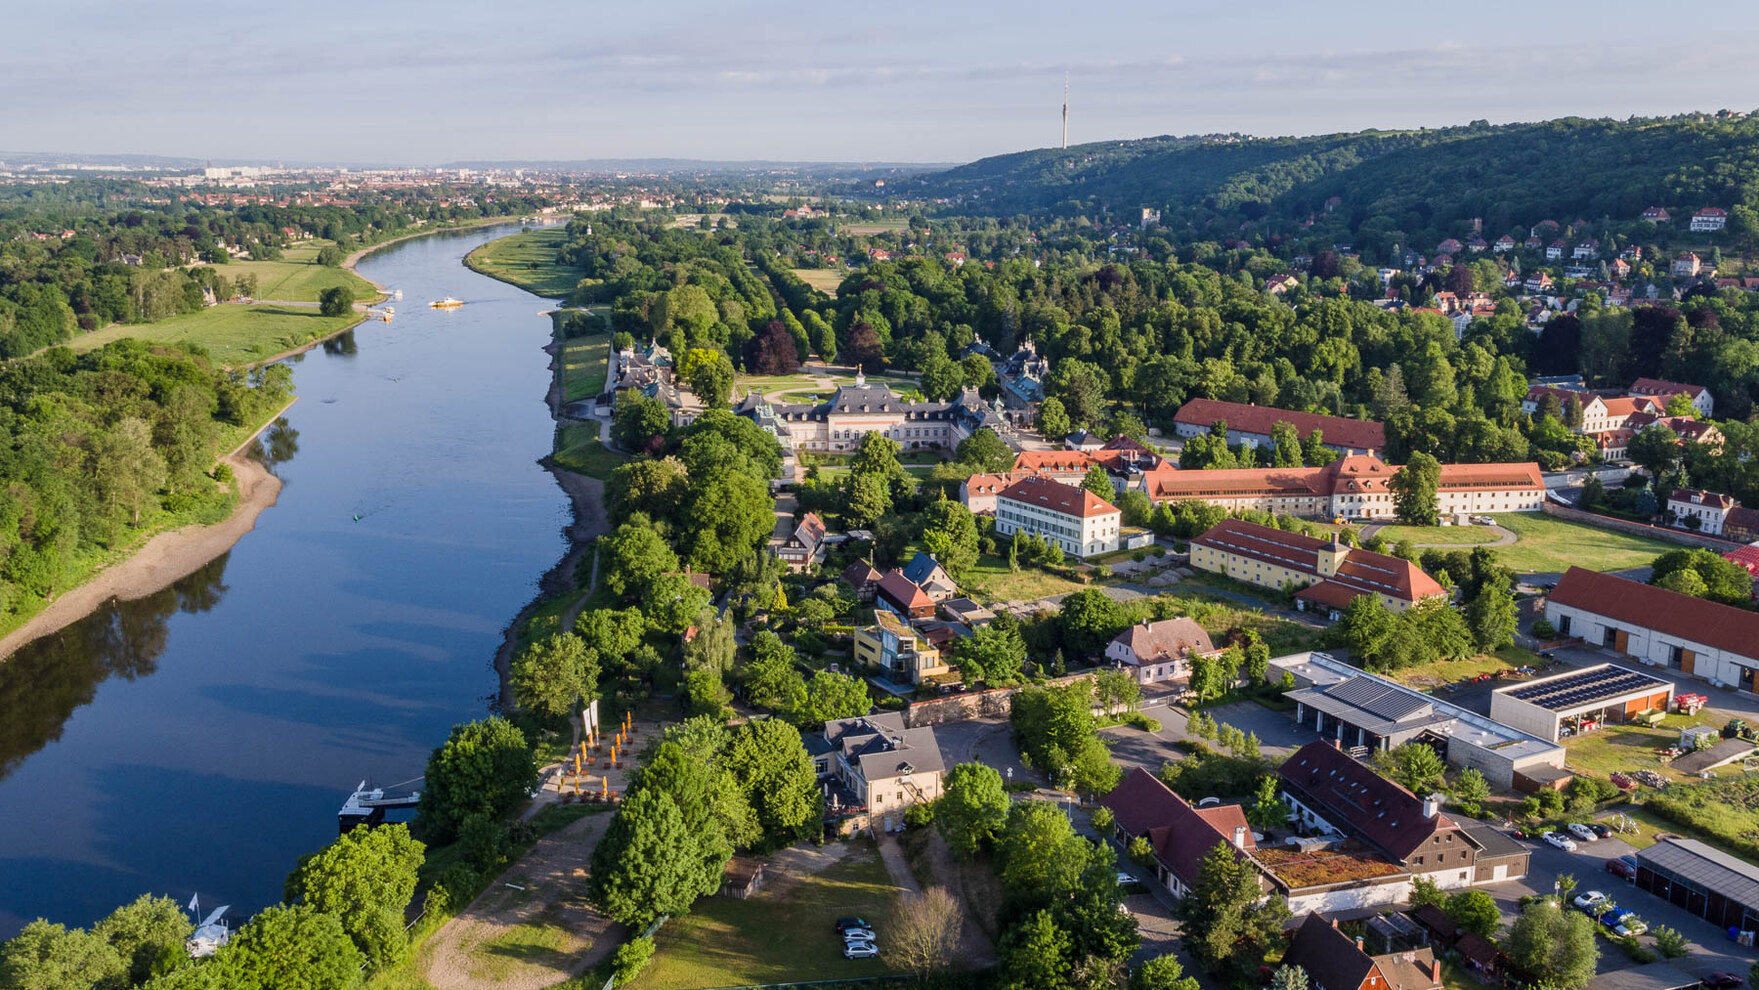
[430,297,463,309]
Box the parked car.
[1567,823,1598,842]
[844,940,879,959]
[1116,871,1141,889]
[841,928,877,943]
[1544,831,1578,851]
[1572,890,1607,911]
[1599,908,1647,936]
[1605,857,1637,880]
[1508,828,1536,841]
[1702,974,1743,989]
[1589,823,1614,838]
[835,917,871,934]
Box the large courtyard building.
[993,476,1122,558]
[1172,398,1387,454]
[1543,566,1759,692]
[1189,519,1446,613]
[1139,454,1544,521]
[735,373,1012,456]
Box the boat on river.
[430,297,464,309]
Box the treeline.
[0,183,552,353]
[905,113,1759,253]
[0,340,291,628]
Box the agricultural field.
[465,228,585,299]
[790,268,845,296]
[630,842,902,989]
[1490,513,1676,574]
[67,304,361,368]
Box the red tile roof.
[1099,769,1247,889]
[1549,566,1759,660]
[997,476,1119,519]
[1191,519,1444,604]
[1670,488,1736,510]
[1110,618,1217,664]
[1173,398,1386,452]
[1723,544,1759,578]
[1630,378,1706,399]
[1012,450,1097,474]
[1279,742,1458,861]
[875,569,933,613]
[962,471,1042,496]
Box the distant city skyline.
[7,0,1759,166]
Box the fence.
[601,915,669,990]
[1540,501,1746,552]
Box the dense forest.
[0,340,291,630]
[903,113,1759,254]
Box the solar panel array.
[1504,666,1669,712]
[1325,677,1433,722]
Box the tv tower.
[1061,73,1069,149]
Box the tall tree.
[723,717,820,841]
[590,788,719,928]
[1389,451,1441,526]
[955,428,1015,472]
[1183,843,1291,977]
[886,887,962,980]
[1081,464,1115,500]
[1507,901,1598,990]
[936,762,1010,858]
[1037,397,1071,440]
[285,824,425,972]
[417,717,537,842]
[510,633,599,719]
[1465,572,1518,651]
[92,416,168,527]
[209,903,364,990]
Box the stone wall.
[901,670,1103,728]
[1540,502,1744,553]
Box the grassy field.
[1372,524,1498,546]
[562,332,612,403]
[69,304,362,368]
[1387,649,1532,690]
[841,219,908,235]
[1559,711,1722,781]
[228,248,380,303]
[790,268,845,296]
[964,555,1090,601]
[1490,513,1676,574]
[554,423,623,480]
[466,228,585,299]
[631,842,903,990]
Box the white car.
[841,928,876,943]
[844,940,879,959]
[1567,823,1598,842]
[1572,890,1607,911]
[1544,831,1578,851]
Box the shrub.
[904,802,936,827]
[212,462,234,484]
[1124,712,1162,732]
[612,936,656,985]
[1532,617,1557,640]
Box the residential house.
[1189,518,1447,613]
[1524,273,1553,293]
[1466,236,1490,254]
[1692,208,1729,232]
[899,551,958,603]
[1725,507,1759,545]
[822,713,945,822]
[1138,454,1544,522]
[1573,239,1601,260]
[993,476,1122,558]
[1668,488,1738,535]
[960,471,1043,514]
[1610,257,1632,279]
[841,560,882,602]
[1673,253,1702,278]
[1436,238,1463,255]
[854,609,950,684]
[1171,398,1386,454]
[770,510,828,572]
[1104,618,1218,684]
[874,569,935,620]
[1267,273,1301,296]
[1493,235,1517,253]
[1544,566,1759,689]
[1098,768,1260,899]
[1642,207,1672,224]
[1523,236,1544,251]
[1282,914,1443,990]
[1545,239,1567,261]
[1064,429,1106,452]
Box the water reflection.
[321,330,358,357]
[0,555,231,784]
[244,418,301,471]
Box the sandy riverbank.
[0,406,291,660]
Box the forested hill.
[905,114,1759,241]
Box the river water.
[0,225,573,937]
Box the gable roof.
[1191,519,1444,604]
[1173,398,1386,452]
[876,569,933,612]
[1549,566,1759,660]
[1284,914,1379,990]
[1279,741,1455,861]
[997,476,1119,519]
[963,471,1042,496]
[1630,377,1707,400]
[1669,488,1736,510]
[1012,450,1098,474]
[1098,768,1245,888]
[1110,618,1217,665]
[841,560,882,588]
[901,551,952,587]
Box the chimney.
[1422,794,1440,819]
[1431,958,1443,982]
[1355,936,1365,954]
[1331,738,1343,750]
[1232,826,1248,849]
[1331,918,1339,929]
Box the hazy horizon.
[7,0,1759,166]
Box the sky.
[7,0,1759,166]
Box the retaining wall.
[1540,501,1745,553]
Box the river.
[0,225,574,937]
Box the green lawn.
[554,423,623,480]
[791,268,845,297]
[1373,524,1498,546]
[562,333,611,403]
[1491,513,1676,574]
[1387,652,1524,690]
[228,249,380,303]
[1559,712,1720,781]
[963,555,1090,602]
[69,304,363,368]
[631,842,903,990]
[466,228,584,299]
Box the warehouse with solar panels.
[1489,663,1675,742]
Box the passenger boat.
[430,297,463,309]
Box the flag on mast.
[188,893,199,913]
